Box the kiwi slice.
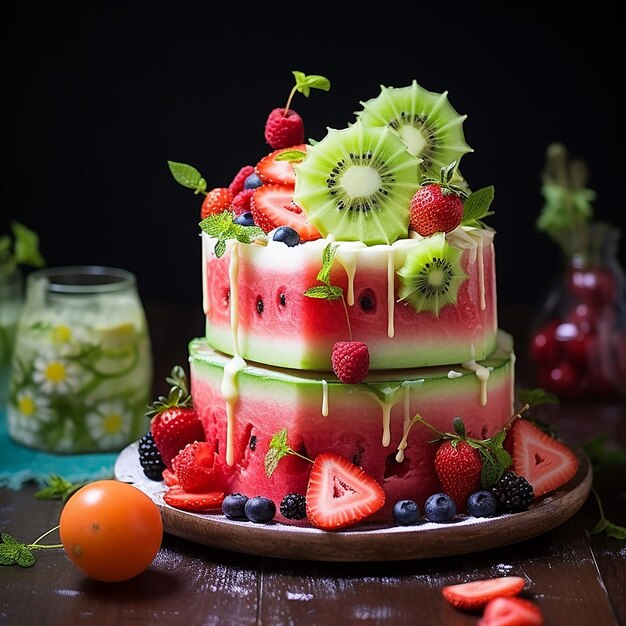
[356,80,473,179]
[292,121,420,245]
[397,233,467,317]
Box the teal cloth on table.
[0,408,118,489]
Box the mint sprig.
[264,428,312,477]
[199,212,265,258]
[167,161,208,195]
[0,528,62,568]
[35,475,85,502]
[0,221,45,280]
[303,243,352,337]
[461,186,495,228]
[285,71,331,111]
[590,489,626,539]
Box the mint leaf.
[0,534,20,565]
[303,286,336,299]
[167,161,207,194]
[265,428,291,477]
[318,243,338,284]
[199,212,265,258]
[518,387,559,407]
[12,222,45,268]
[461,186,495,228]
[35,475,84,502]
[583,435,626,471]
[292,71,331,97]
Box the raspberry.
[264,108,304,150]
[232,188,255,217]
[331,341,370,384]
[200,187,233,219]
[228,165,255,196]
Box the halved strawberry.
[163,485,224,512]
[305,452,385,531]
[251,184,321,242]
[162,468,179,487]
[255,144,307,186]
[511,419,579,497]
[478,596,545,626]
[441,576,526,611]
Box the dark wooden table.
[1,305,625,626]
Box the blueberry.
[467,490,498,518]
[222,493,249,520]
[424,493,457,523]
[244,496,276,523]
[234,211,255,227]
[393,499,420,526]
[273,226,300,247]
[243,172,263,190]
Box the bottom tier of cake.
[189,331,516,525]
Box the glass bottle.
[7,266,153,452]
[0,269,24,407]
[529,222,626,400]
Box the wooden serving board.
[114,443,592,562]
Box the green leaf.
[15,545,36,567]
[583,435,626,471]
[214,239,226,259]
[590,518,626,539]
[0,534,20,565]
[452,417,465,438]
[480,455,502,489]
[318,243,338,284]
[518,387,559,407]
[11,222,45,268]
[293,71,331,97]
[275,149,307,162]
[35,475,83,502]
[167,161,207,194]
[199,212,266,259]
[303,286,336,299]
[265,428,291,478]
[461,186,495,228]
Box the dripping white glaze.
[321,380,329,417]
[447,370,464,379]
[461,359,491,406]
[363,390,401,448]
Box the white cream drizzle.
[219,242,247,466]
[461,359,491,406]
[362,390,401,448]
[447,370,464,379]
[335,249,359,306]
[321,380,329,416]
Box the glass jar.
[7,266,153,452]
[529,223,626,400]
[0,269,24,406]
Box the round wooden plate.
[114,443,592,562]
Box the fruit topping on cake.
[255,145,307,186]
[293,122,421,245]
[228,165,255,196]
[201,187,233,219]
[163,487,224,512]
[330,341,370,384]
[355,80,473,179]
[263,71,330,150]
[145,366,205,470]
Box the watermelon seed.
[358,289,377,314]
[249,435,257,451]
[256,297,264,315]
[222,288,230,308]
[279,293,286,307]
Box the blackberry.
[492,471,534,513]
[138,431,166,481]
[279,493,307,520]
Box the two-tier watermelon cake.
[141,73,579,531]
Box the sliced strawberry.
[441,576,526,611]
[478,596,545,626]
[305,452,385,531]
[511,419,579,497]
[251,184,321,242]
[163,485,224,512]
[255,144,307,186]
[172,441,221,492]
[162,468,179,487]
[201,187,233,219]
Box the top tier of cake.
[201,224,498,371]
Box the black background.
[3,2,625,323]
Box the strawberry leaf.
[167,161,207,194]
[461,186,495,228]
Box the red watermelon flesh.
[190,334,515,525]
[202,230,497,371]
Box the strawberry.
[305,452,385,530]
[264,108,305,150]
[409,161,467,237]
[331,341,370,384]
[250,184,321,242]
[162,468,179,487]
[163,485,224,512]
[228,165,255,196]
[434,439,483,512]
[231,188,255,217]
[147,366,205,470]
[201,187,233,219]
[255,145,307,186]
[511,419,579,497]
[441,576,526,611]
[478,597,545,626]
[172,441,221,493]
